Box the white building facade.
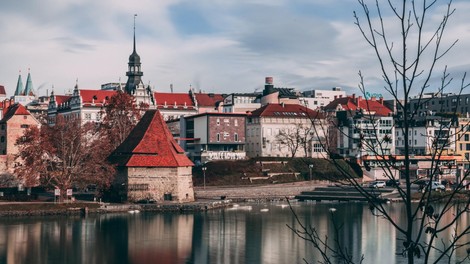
[246,103,327,158]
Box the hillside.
[192,158,361,186]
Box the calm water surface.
[0,202,468,264]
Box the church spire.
[133,14,137,53]
[14,70,24,96]
[125,14,143,95]
[24,68,34,96]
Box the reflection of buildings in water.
[195,210,246,264]
[426,205,470,262]
[0,221,41,263]
[260,206,312,263]
[360,205,397,262]
[127,214,194,264]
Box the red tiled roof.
[109,110,194,167]
[0,85,5,95]
[154,92,195,109]
[1,100,14,117]
[80,90,116,106]
[55,95,72,105]
[194,93,224,107]
[324,96,392,116]
[0,103,30,123]
[250,103,324,119]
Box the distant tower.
[24,69,34,96]
[14,71,24,96]
[125,14,144,95]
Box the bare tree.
[15,116,115,199]
[276,124,314,157]
[293,1,470,263]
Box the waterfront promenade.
[194,180,327,201]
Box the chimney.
[379,98,384,104]
[264,76,275,96]
[357,96,362,105]
[265,77,273,85]
[352,94,356,99]
[371,96,376,101]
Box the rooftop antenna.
[170,83,173,93]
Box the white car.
[431,181,445,191]
[369,181,386,188]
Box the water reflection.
[0,203,467,264]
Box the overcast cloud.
[0,0,469,98]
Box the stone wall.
[126,166,194,202]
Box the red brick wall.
[208,116,245,143]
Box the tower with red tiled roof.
[109,109,194,202]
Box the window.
[465,134,469,141]
[23,116,27,120]
[313,143,323,152]
[234,119,238,126]
[1,125,4,130]
[216,133,220,142]
[216,119,220,125]
[0,136,3,142]
[20,124,29,128]
[234,133,239,142]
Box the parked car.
[369,181,386,188]
[431,181,445,191]
[386,179,400,187]
[419,181,445,192]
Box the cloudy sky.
[1,0,469,98]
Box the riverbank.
[0,181,320,216]
[0,199,233,217]
[194,180,323,202]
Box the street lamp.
[202,166,207,189]
[309,164,314,181]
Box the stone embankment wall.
[195,181,328,201]
[0,200,232,217]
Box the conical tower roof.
[14,72,24,96]
[24,71,34,96]
[109,110,194,167]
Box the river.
[0,202,468,264]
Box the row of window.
[216,118,239,126]
[215,133,239,142]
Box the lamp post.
[202,166,207,189]
[309,164,314,181]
